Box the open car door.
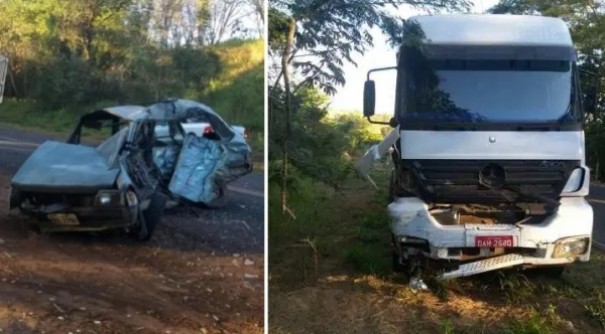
[158,101,252,205]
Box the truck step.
[440,254,525,280]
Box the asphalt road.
[0,125,265,252]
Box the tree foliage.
[270,0,471,95]
[489,0,605,178]
[268,0,471,215]
[0,0,261,109]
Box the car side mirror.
[363,80,376,117]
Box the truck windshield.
[398,58,578,127]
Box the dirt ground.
[0,175,264,334]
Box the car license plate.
[475,236,514,247]
[48,213,80,226]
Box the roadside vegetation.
[269,0,605,332]
[270,154,605,333]
[0,0,264,160]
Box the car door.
[166,106,252,204]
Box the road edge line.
[227,186,264,198]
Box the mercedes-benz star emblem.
[479,163,506,189]
[489,136,496,143]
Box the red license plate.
[475,236,514,247]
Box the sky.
[330,0,500,114]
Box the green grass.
[0,40,265,163]
[0,99,117,136]
[501,312,556,334]
[270,160,605,333]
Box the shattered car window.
[96,127,129,169]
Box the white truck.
[358,14,595,280]
[0,54,7,104]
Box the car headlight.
[553,236,589,258]
[561,168,584,193]
[95,190,122,206]
[99,193,112,205]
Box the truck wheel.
[388,171,396,202]
[392,252,409,273]
[134,192,167,241]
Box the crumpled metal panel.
[168,134,227,203]
[355,126,400,188]
[219,131,252,183]
[11,141,119,193]
[152,145,180,179]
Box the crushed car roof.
[93,99,224,122]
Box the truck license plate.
[475,236,514,247]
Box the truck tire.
[134,192,167,241]
[392,252,409,273]
[388,170,396,203]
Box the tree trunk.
[280,17,296,218]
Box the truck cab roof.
[408,14,572,47]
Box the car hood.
[11,141,119,193]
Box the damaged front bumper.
[10,189,138,232]
[389,196,593,279]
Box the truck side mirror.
[363,80,376,117]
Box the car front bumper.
[388,196,593,265]
[11,188,138,232]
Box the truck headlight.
[553,236,589,258]
[561,168,584,193]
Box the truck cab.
[359,14,594,279]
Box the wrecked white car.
[358,15,594,280]
[9,99,252,240]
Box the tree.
[205,0,258,45]
[269,0,472,216]
[489,0,605,178]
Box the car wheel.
[204,180,228,209]
[135,192,167,241]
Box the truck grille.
[403,159,580,203]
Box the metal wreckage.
[9,99,252,240]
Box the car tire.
[135,192,167,241]
[204,180,228,209]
